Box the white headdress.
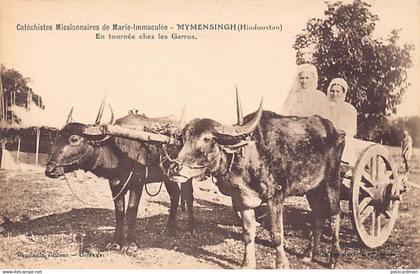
[327,78,348,102]
[292,64,318,92]
[282,64,319,113]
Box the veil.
[281,64,318,114]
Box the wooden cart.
[341,142,407,248]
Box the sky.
[0,0,419,128]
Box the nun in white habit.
[326,77,357,138]
[324,78,375,168]
[282,64,329,118]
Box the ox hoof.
[121,242,138,256]
[241,258,256,269]
[328,262,338,269]
[274,257,290,269]
[300,256,312,263]
[275,262,290,269]
[106,242,121,251]
[276,263,290,269]
[328,251,341,269]
[328,258,342,269]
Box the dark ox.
[45,111,194,255]
[169,102,345,268]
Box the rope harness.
[161,143,226,171]
[111,169,134,201]
[144,179,164,197]
[63,175,100,206]
[48,130,185,204]
[48,140,133,205]
[161,141,248,185]
[61,161,137,206]
[210,148,240,183]
[142,144,164,197]
[55,152,166,204]
[142,144,180,197]
[47,131,108,170]
[47,146,99,170]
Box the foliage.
[389,116,420,147]
[366,115,420,148]
[0,64,44,124]
[293,0,414,139]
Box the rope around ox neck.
[64,175,101,207]
[63,168,134,206]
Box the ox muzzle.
[45,161,66,178]
[45,156,83,178]
[168,161,210,184]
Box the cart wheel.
[350,144,400,248]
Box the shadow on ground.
[1,196,363,268]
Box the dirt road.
[0,147,418,269]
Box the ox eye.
[68,135,81,145]
[196,147,207,157]
[202,135,215,144]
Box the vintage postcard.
[0,0,419,271]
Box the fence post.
[0,143,5,168]
[35,127,40,166]
[17,137,21,166]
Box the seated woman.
[326,78,357,138]
[282,64,329,117]
[325,78,373,167]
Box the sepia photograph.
[0,0,419,271]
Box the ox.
[45,105,194,255]
[169,101,345,268]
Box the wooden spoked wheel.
[350,144,400,248]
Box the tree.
[0,64,45,124]
[293,0,414,139]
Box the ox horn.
[108,103,114,124]
[65,107,74,124]
[95,98,106,125]
[178,106,186,129]
[214,98,263,144]
[236,86,243,125]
